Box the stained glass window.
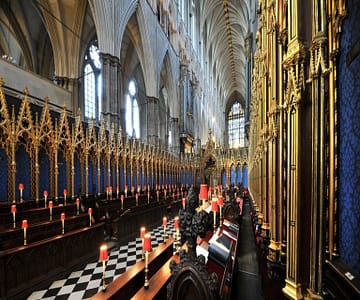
[84,41,101,120]
[126,80,140,138]
[228,102,245,148]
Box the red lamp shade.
[212,200,219,212]
[19,183,24,190]
[63,189,67,195]
[121,195,124,201]
[11,205,16,213]
[124,185,128,191]
[182,198,186,207]
[99,245,108,261]
[199,184,208,200]
[218,195,224,206]
[163,216,167,226]
[105,187,109,193]
[88,208,92,215]
[76,198,80,205]
[140,226,146,238]
[60,213,65,220]
[136,193,138,199]
[44,190,48,197]
[22,219,28,229]
[174,216,179,229]
[143,233,152,252]
[49,201,53,208]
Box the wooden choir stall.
[91,185,241,300]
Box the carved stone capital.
[310,35,330,78]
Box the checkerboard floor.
[27,220,176,300]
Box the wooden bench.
[0,213,92,250]
[0,222,104,299]
[112,199,182,244]
[0,202,80,229]
[91,238,175,300]
[131,255,180,300]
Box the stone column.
[146,96,159,145]
[170,117,179,153]
[100,53,121,131]
[179,64,190,134]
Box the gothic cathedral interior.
[0,1,359,299]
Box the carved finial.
[0,78,4,87]
[119,125,122,136]
[11,104,15,124]
[186,187,197,214]
[23,87,29,96]
[44,96,49,104]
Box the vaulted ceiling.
[0,0,251,111]
[200,0,250,109]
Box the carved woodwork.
[168,250,218,300]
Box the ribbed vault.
[200,0,249,108]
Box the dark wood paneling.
[91,239,175,300]
[323,259,360,300]
[0,223,104,299]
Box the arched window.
[126,80,140,138]
[228,102,245,148]
[84,41,102,120]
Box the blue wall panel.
[0,148,7,202]
[58,150,66,195]
[16,146,30,200]
[338,0,360,273]
[74,156,80,195]
[39,149,50,196]
[243,166,248,188]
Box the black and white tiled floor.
[27,221,176,300]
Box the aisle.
[27,221,176,300]
[231,198,264,300]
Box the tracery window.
[83,41,102,120]
[126,80,140,138]
[228,102,245,148]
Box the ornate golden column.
[124,136,129,189]
[116,128,122,195]
[282,42,305,300]
[85,144,89,197]
[97,148,101,196]
[326,0,346,260]
[54,122,59,201]
[34,114,40,202]
[71,128,75,198]
[226,164,230,187]
[10,108,16,203]
[98,122,108,194]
